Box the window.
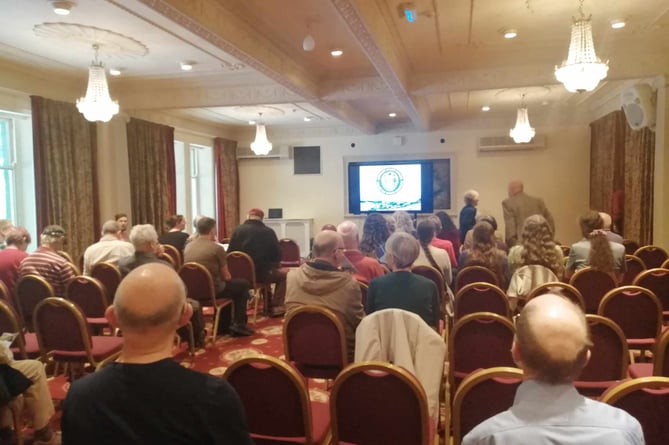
[0,118,15,221]
[174,140,216,231]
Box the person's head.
[166,214,186,231]
[0,220,13,241]
[520,215,563,275]
[416,220,436,245]
[5,227,31,251]
[475,214,498,231]
[472,221,495,249]
[321,224,337,232]
[101,220,121,238]
[192,215,204,232]
[436,211,456,231]
[337,221,360,250]
[508,180,524,197]
[599,212,613,231]
[384,232,420,271]
[359,213,390,254]
[464,189,479,206]
[580,210,615,272]
[579,210,603,238]
[40,225,66,250]
[106,263,192,345]
[247,208,264,221]
[392,211,414,234]
[427,215,442,232]
[196,217,217,238]
[311,230,345,267]
[115,213,129,231]
[385,215,396,235]
[521,214,553,243]
[129,224,160,253]
[513,294,592,384]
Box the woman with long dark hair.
[436,211,460,253]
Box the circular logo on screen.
[376,168,404,195]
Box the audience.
[507,215,564,278]
[463,215,508,253]
[427,215,457,267]
[391,210,415,236]
[82,220,134,275]
[414,220,452,286]
[359,213,390,260]
[114,213,130,242]
[337,220,385,284]
[367,232,440,329]
[459,189,479,243]
[462,294,643,444]
[0,227,31,294]
[61,263,253,445]
[599,212,624,244]
[0,220,12,250]
[435,211,460,254]
[158,214,189,254]
[384,214,396,236]
[502,180,554,247]
[285,230,364,361]
[458,222,510,288]
[18,225,75,296]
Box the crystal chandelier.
[250,113,273,155]
[76,44,119,122]
[554,1,608,93]
[510,95,535,144]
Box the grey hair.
[129,224,159,249]
[101,220,120,235]
[392,211,415,234]
[385,232,419,268]
[337,220,359,247]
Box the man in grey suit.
[502,180,555,246]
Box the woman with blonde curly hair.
[458,221,510,288]
[508,215,564,278]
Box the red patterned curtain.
[214,137,239,239]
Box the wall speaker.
[621,84,656,131]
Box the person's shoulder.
[581,397,645,434]
[462,409,515,445]
[67,365,115,397]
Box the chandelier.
[250,113,273,155]
[509,95,535,144]
[554,1,608,93]
[76,44,119,122]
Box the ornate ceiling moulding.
[33,22,149,58]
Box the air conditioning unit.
[236,145,291,160]
[478,135,546,153]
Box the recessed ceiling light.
[52,1,75,15]
[610,19,626,29]
[180,61,194,71]
[388,112,397,118]
[481,106,491,112]
[304,116,312,122]
[248,120,256,125]
[109,68,122,76]
[330,49,344,57]
[501,28,518,39]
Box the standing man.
[62,263,253,445]
[502,180,554,246]
[82,220,134,275]
[227,208,285,316]
[18,225,75,297]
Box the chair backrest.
[652,328,669,376]
[599,285,662,341]
[0,300,26,359]
[525,281,586,311]
[569,267,617,313]
[34,297,92,360]
[455,282,510,320]
[634,245,669,270]
[283,305,348,379]
[357,281,368,309]
[223,355,315,443]
[633,268,669,313]
[330,361,429,445]
[623,255,647,285]
[226,251,257,288]
[452,367,523,445]
[0,281,11,305]
[157,252,177,270]
[601,377,669,445]
[280,238,301,265]
[65,276,109,319]
[456,265,498,291]
[411,265,445,301]
[662,259,669,270]
[579,315,628,382]
[90,262,122,302]
[15,274,55,331]
[178,262,216,305]
[623,240,640,256]
[161,244,182,268]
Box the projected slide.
[359,164,422,211]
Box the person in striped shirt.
[18,225,75,296]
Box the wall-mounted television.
[348,160,434,214]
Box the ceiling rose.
[232,105,285,118]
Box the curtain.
[214,137,239,239]
[30,96,99,265]
[624,127,655,245]
[589,111,626,214]
[126,118,175,231]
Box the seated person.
[463,215,508,253]
[414,220,452,286]
[368,232,440,329]
[507,215,564,278]
[83,220,134,275]
[18,225,75,297]
[599,212,624,244]
[158,214,189,254]
[359,213,390,260]
[435,211,460,254]
[427,215,457,267]
[0,227,31,295]
[115,213,130,242]
[458,222,510,289]
[337,220,385,284]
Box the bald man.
[337,220,385,284]
[463,294,643,445]
[285,230,364,360]
[502,180,554,247]
[62,264,253,445]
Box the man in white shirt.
[83,220,134,275]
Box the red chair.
[575,315,629,397]
[15,275,54,332]
[330,361,431,445]
[223,354,330,444]
[161,244,182,269]
[0,300,39,360]
[569,267,617,314]
[280,238,302,267]
[599,286,662,357]
[0,281,12,306]
[629,327,669,378]
[525,281,586,311]
[157,252,177,270]
[601,377,669,445]
[454,282,510,321]
[633,268,669,319]
[634,245,669,270]
[90,262,122,303]
[226,251,266,324]
[623,255,647,285]
[66,276,110,332]
[412,265,446,303]
[452,367,523,445]
[283,306,348,380]
[455,266,498,291]
[623,240,640,256]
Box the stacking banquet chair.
[34,297,123,379]
[0,300,39,360]
[623,255,647,285]
[634,245,669,270]
[569,267,617,314]
[455,266,498,291]
[178,262,232,342]
[599,285,663,359]
[449,312,515,394]
[280,238,302,268]
[226,251,265,324]
[223,354,331,445]
[57,250,81,275]
[525,281,586,311]
[628,326,669,378]
[455,282,510,321]
[411,265,446,309]
[66,276,110,334]
[90,262,122,303]
[574,315,629,397]
[452,367,523,445]
[330,361,434,445]
[0,281,12,306]
[601,377,669,445]
[662,259,669,270]
[283,305,348,380]
[357,281,368,310]
[157,252,177,270]
[633,268,669,320]
[15,275,54,332]
[623,240,640,256]
[161,244,182,269]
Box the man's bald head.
[514,293,591,384]
[113,263,186,331]
[312,230,344,261]
[508,180,524,197]
[337,221,359,249]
